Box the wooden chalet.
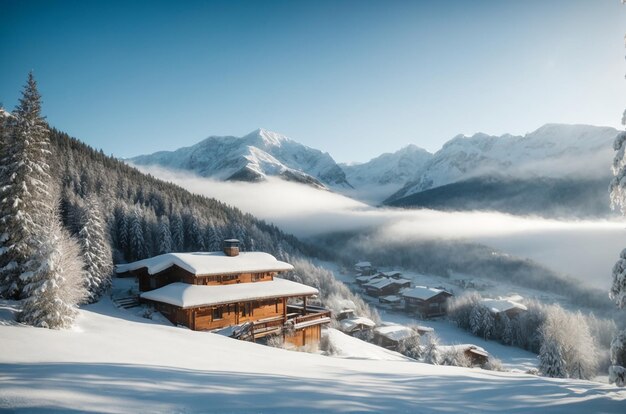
[354,261,376,276]
[373,324,418,350]
[439,344,490,366]
[116,240,330,347]
[481,298,527,319]
[402,286,453,318]
[364,278,411,297]
[339,316,376,335]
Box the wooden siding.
[191,299,285,331]
[404,292,452,318]
[285,325,322,348]
[135,265,276,292]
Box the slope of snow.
[1,289,625,413]
[116,251,293,276]
[388,124,618,202]
[130,128,351,189]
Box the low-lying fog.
[137,165,626,290]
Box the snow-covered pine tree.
[129,206,147,261]
[78,194,113,303]
[499,313,513,345]
[481,308,495,340]
[18,206,87,328]
[157,215,172,254]
[539,337,568,378]
[607,21,626,382]
[469,305,484,337]
[170,213,184,252]
[0,73,53,299]
[423,332,441,365]
[610,331,626,386]
[204,219,221,251]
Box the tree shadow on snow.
[0,362,624,413]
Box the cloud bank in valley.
[135,165,626,289]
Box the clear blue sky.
[1,0,625,162]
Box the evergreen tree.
[539,337,567,378]
[157,215,172,254]
[78,195,113,303]
[170,213,184,252]
[500,313,513,345]
[610,331,626,386]
[0,73,53,298]
[481,308,495,340]
[18,206,87,328]
[423,333,441,365]
[469,305,484,337]
[129,206,146,261]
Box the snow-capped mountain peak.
[130,129,351,189]
[385,123,619,203]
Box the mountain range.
[130,124,620,217]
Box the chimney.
[223,239,240,257]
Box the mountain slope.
[339,144,433,204]
[1,293,624,413]
[386,175,614,218]
[130,128,351,189]
[386,124,618,204]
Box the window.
[212,307,223,320]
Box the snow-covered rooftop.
[339,317,376,333]
[379,295,401,302]
[438,344,489,358]
[481,298,528,314]
[374,325,416,342]
[364,278,395,289]
[115,251,294,276]
[401,286,450,301]
[140,278,317,308]
[354,261,372,268]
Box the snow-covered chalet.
[116,239,330,347]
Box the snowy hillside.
[1,288,624,413]
[387,124,618,203]
[340,144,433,204]
[130,128,351,189]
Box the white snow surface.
[115,251,293,276]
[141,278,318,308]
[1,285,625,413]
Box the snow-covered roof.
[115,251,294,276]
[339,317,377,332]
[381,271,402,277]
[374,325,416,342]
[481,298,527,314]
[356,275,379,283]
[365,277,410,289]
[402,286,450,301]
[438,344,489,358]
[354,261,372,268]
[364,278,395,290]
[140,278,317,308]
[379,295,401,302]
[416,326,434,334]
